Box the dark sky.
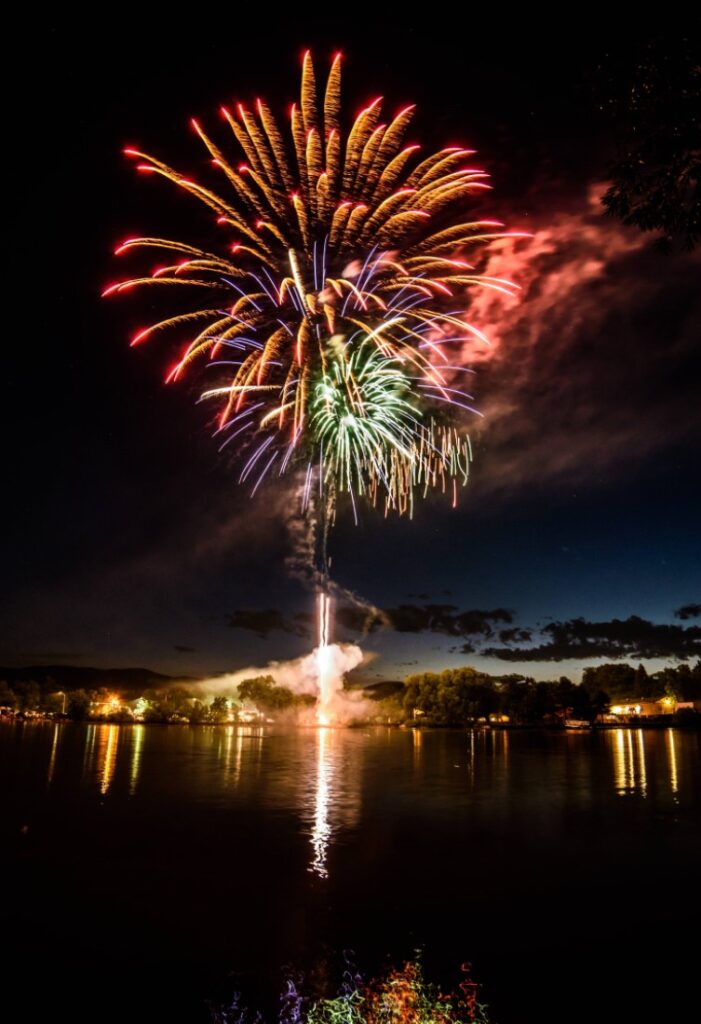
[3,18,699,682]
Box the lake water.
[2,723,700,1023]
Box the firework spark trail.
[107,52,522,721]
[106,51,522,520]
[316,591,333,726]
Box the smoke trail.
[284,469,391,641]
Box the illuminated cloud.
[483,614,701,662]
[461,182,701,497]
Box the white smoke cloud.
[192,641,374,724]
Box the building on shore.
[605,697,676,721]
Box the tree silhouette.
[599,37,700,250]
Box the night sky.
[4,19,699,682]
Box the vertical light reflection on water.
[216,726,259,786]
[613,730,628,792]
[467,729,476,789]
[310,727,332,879]
[636,730,647,797]
[666,728,678,797]
[612,729,649,795]
[233,729,244,784]
[497,728,509,767]
[223,727,234,776]
[82,724,97,780]
[47,723,61,786]
[626,731,635,791]
[129,725,145,796]
[412,727,422,773]
[98,724,119,795]
[252,727,264,774]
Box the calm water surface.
[2,723,700,1023]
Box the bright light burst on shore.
[105,51,523,517]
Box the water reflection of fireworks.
[310,726,332,878]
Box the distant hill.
[0,665,195,694]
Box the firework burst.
[105,51,522,516]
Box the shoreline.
[2,716,699,731]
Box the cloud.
[483,615,701,662]
[334,605,388,633]
[675,603,701,621]
[498,627,533,643]
[459,181,701,499]
[229,598,513,638]
[336,603,512,637]
[19,605,700,672]
[226,608,310,639]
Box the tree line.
[2,661,700,726]
[370,661,701,726]
[0,675,316,723]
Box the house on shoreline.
[605,697,678,721]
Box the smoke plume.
[192,641,373,724]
